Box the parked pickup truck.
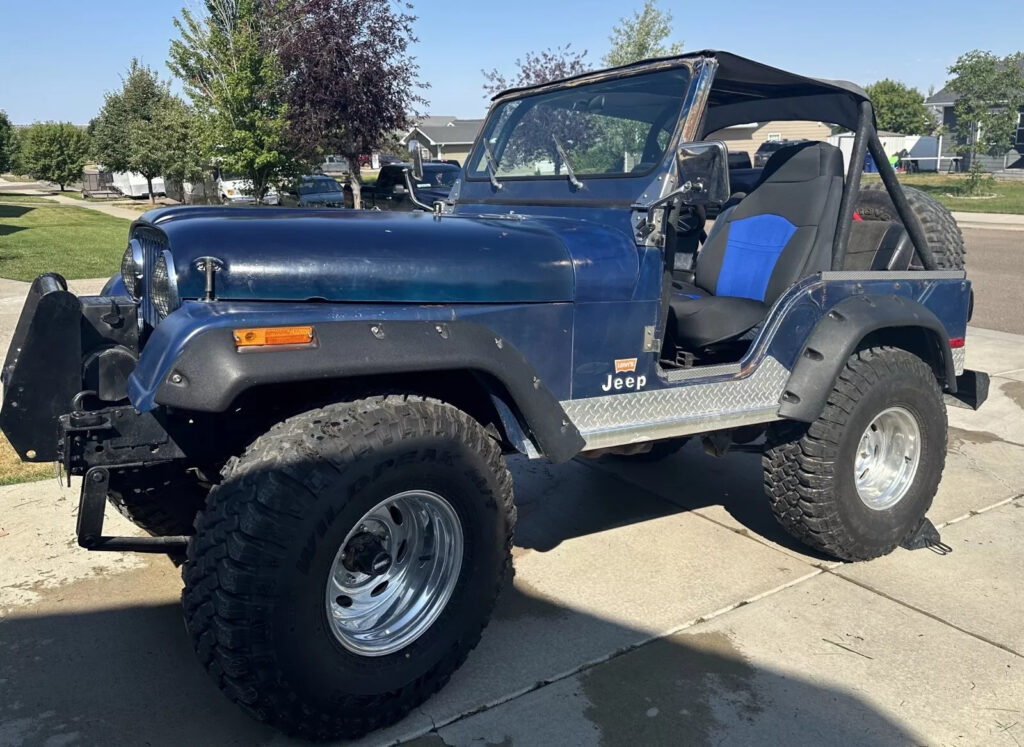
[346,161,460,209]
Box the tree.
[481,46,592,176]
[169,0,295,204]
[20,122,90,190]
[482,44,590,98]
[946,50,1024,190]
[864,79,932,135]
[0,110,14,174]
[276,0,425,209]
[93,59,184,203]
[157,98,207,187]
[603,0,682,67]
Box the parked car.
[282,175,344,208]
[1,49,982,742]
[214,168,280,205]
[345,162,460,209]
[727,150,751,169]
[753,138,810,167]
[321,155,350,174]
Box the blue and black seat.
[668,141,845,351]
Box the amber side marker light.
[234,326,315,347]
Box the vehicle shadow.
[509,440,830,561]
[0,575,916,746]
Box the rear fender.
[778,293,956,423]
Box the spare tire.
[854,183,965,270]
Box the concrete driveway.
[1,296,1023,743]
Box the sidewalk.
[0,176,145,221]
[952,211,1024,231]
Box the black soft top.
[492,50,870,132]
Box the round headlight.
[150,250,178,319]
[120,240,144,299]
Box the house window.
[1016,109,1024,148]
[766,133,782,142]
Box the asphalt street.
[963,227,1024,335]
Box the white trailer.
[109,172,166,198]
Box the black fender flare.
[152,319,585,463]
[778,293,956,423]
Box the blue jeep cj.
[0,51,987,740]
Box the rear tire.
[855,183,965,270]
[763,347,947,561]
[181,395,515,740]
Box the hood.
[133,207,576,304]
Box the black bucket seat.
[668,141,845,350]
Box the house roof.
[926,57,1024,107]
[417,115,458,127]
[405,118,485,146]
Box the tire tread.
[181,394,515,740]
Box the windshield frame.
[464,59,696,186]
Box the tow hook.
[342,533,393,576]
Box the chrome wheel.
[325,490,463,656]
[854,406,921,511]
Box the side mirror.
[400,168,435,212]
[673,140,731,206]
[407,138,424,181]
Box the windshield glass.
[467,66,691,181]
[419,166,459,189]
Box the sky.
[1,0,1023,125]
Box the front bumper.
[1,274,139,462]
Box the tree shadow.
[0,204,36,219]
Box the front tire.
[182,396,515,740]
[763,347,947,561]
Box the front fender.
[778,293,957,423]
[127,304,584,463]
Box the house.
[706,120,833,160]
[401,116,485,166]
[926,60,1024,173]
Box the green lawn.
[0,436,52,486]
[0,202,129,281]
[866,173,1024,214]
